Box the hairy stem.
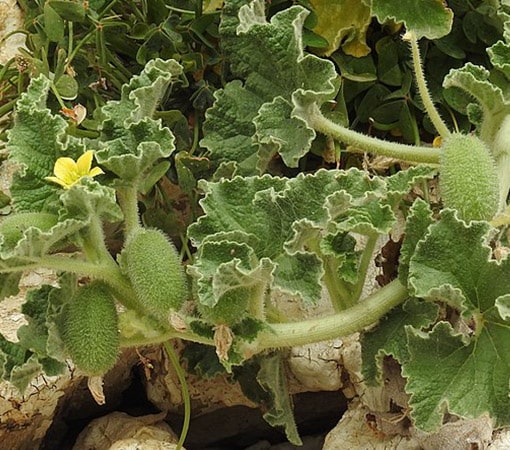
[17,254,142,313]
[322,255,355,311]
[249,279,408,352]
[116,184,142,239]
[308,106,440,164]
[405,31,451,138]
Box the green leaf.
[54,74,79,100]
[17,285,67,372]
[96,118,175,182]
[398,199,434,284]
[401,210,510,430]
[189,168,423,315]
[95,59,185,183]
[100,58,187,126]
[365,0,453,40]
[443,63,506,114]
[308,0,372,56]
[59,178,123,224]
[361,298,438,385]
[7,76,82,212]
[0,269,22,301]
[488,40,510,79]
[408,210,504,314]
[201,0,338,173]
[254,97,315,171]
[44,3,65,43]
[48,0,86,22]
[404,320,510,431]
[257,353,302,446]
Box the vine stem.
[247,279,408,353]
[307,106,440,165]
[13,254,142,313]
[162,341,191,450]
[116,184,142,239]
[404,31,451,138]
[124,280,408,357]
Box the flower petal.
[45,176,71,189]
[53,157,79,185]
[76,150,94,176]
[88,167,105,178]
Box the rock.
[0,0,25,65]
[72,411,179,450]
[323,401,421,450]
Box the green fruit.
[63,282,119,376]
[0,212,58,248]
[123,229,187,323]
[439,134,499,221]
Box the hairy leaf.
[361,298,438,384]
[201,0,338,173]
[365,0,453,40]
[402,210,510,430]
[95,59,184,182]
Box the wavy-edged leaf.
[443,63,507,118]
[95,59,184,182]
[404,319,510,431]
[201,0,338,173]
[408,209,503,314]
[100,58,187,126]
[309,0,372,57]
[257,353,302,445]
[488,40,510,80]
[189,168,423,314]
[365,0,453,40]
[401,210,510,430]
[361,297,438,385]
[7,76,83,212]
[398,199,434,284]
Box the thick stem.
[116,184,142,239]
[81,215,111,264]
[405,32,451,138]
[119,328,214,348]
[249,279,408,352]
[17,255,142,313]
[308,106,440,165]
[322,255,354,311]
[120,280,408,358]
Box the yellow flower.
[45,150,104,189]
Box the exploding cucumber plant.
[3,0,510,446]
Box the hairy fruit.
[62,282,119,376]
[439,134,499,221]
[123,229,187,324]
